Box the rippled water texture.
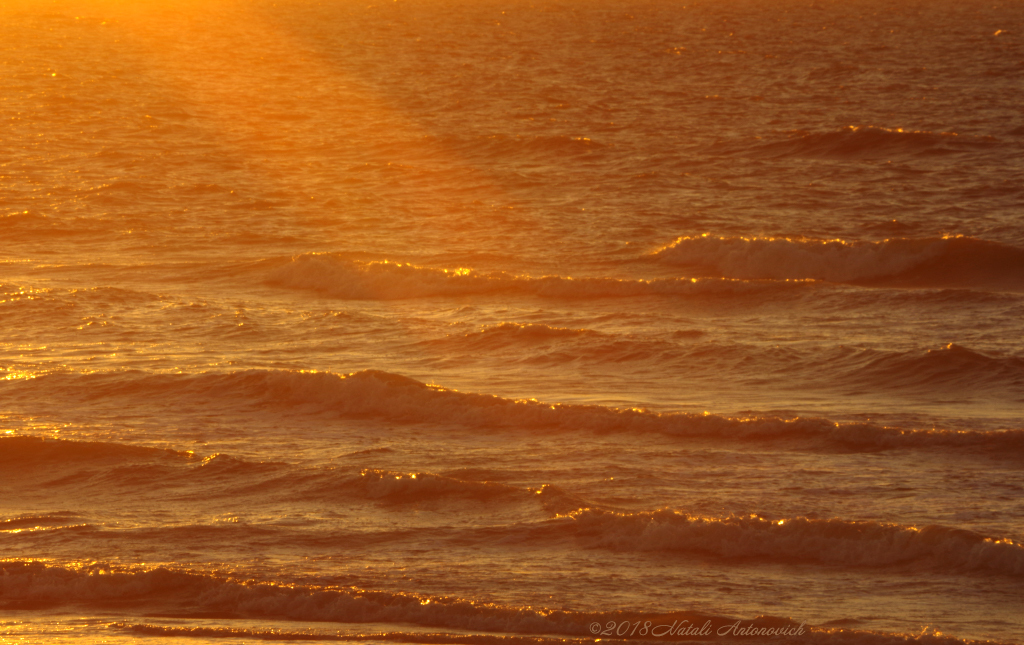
[2,0,1023,643]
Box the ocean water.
[2,0,1023,643]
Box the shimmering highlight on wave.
[0,437,522,505]
[113,623,599,645]
[0,562,1013,644]
[110,622,1014,645]
[0,561,724,637]
[265,254,808,299]
[750,126,998,160]
[466,323,599,341]
[344,469,521,502]
[7,370,1023,455]
[568,510,1024,576]
[653,235,1024,289]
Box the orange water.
[2,0,1023,643]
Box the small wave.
[568,510,1024,577]
[340,446,396,457]
[465,322,600,342]
[425,133,607,163]
[0,210,48,224]
[1,563,1011,644]
[672,329,706,339]
[653,235,1024,290]
[112,623,599,644]
[326,469,522,503]
[8,370,1023,456]
[0,561,723,636]
[110,622,1014,645]
[844,344,1024,394]
[751,126,998,160]
[0,285,164,325]
[427,328,683,367]
[0,436,195,466]
[0,438,287,491]
[265,254,809,300]
[194,453,286,478]
[0,436,524,505]
[1,513,81,530]
[422,323,604,353]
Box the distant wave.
[653,235,1024,290]
[750,126,998,160]
[265,254,810,299]
[426,133,608,162]
[568,509,1024,577]
[6,370,1023,456]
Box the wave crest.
[1,562,1014,643]
[752,126,998,160]
[845,344,1024,393]
[0,561,721,636]
[340,469,521,503]
[8,370,1023,456]
[265,254,807,300]
[570,510,1024,576]
[0,436,194,465]
[653,235,1024,289]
